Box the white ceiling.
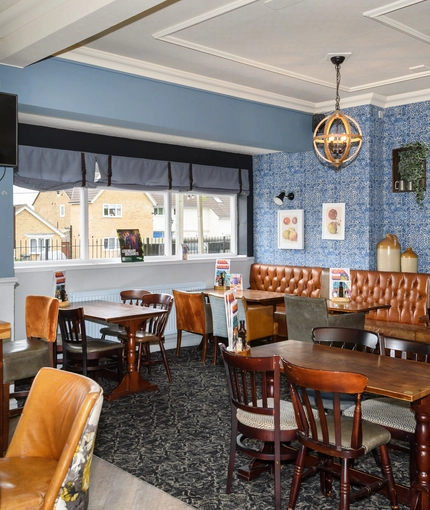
[2,0,430,151]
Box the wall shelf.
[392,147,426,193]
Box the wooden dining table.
[203,288,285,307]
[69,300,167,401]
[250,339,430,510]
[204,288,390,314]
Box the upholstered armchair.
[1,295,59,455]
[173,289,214,363]
[0,367,103,509]
[284,295,365,342]
[241,297,278,344]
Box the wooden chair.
[99,289,152,340]
[282,358,398,510]
[1,295,59,456]
[219,344,298,510]
[343,336,430,469]
[284,295,365,342]
[173,289,214,363]
[119,293,173,382]
[312,326,380,353]
[310,327,380,411]
[0,367,103,509]
[241,297,278,344]
[58,307,124,382]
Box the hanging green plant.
[398,141,428,207]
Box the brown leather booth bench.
[249,264,326,338]
[350,269,430,343]
[249,263,430,343]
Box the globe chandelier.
[313,56,362,168]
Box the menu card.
[329,268,351,300]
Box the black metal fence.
[14,236,231,261]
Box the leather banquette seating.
[249,264,430,343]
[249,264,324,339]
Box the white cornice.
[60,48,430,114]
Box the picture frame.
[322,203,345,240]
[278,209,304,249]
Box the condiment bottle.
[238,320,247,350]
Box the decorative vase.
[401,247,418,273]
[377,234,401,272]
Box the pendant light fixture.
[313,56,362,168]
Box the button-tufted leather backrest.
[249,264,323,297]
[350,270,430,324]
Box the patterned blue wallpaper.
[253,101,430,273]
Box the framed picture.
[278,209,304,249]
[322,203,345,240]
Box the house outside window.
[14,187,238,262]
[59,204,65,217]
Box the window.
[103,204,122,217]
[13,186,237,262]
[103,237,120,254]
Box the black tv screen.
[0,92,17,168]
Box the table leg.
[105,328,157,400]
[410,396,430,509]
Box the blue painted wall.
[0,58,312,153]
[253,102,430,273]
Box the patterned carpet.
[94,345,410,509]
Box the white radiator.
[68,282,206,340]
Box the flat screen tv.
[0,92,18,168]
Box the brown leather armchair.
[0,367,103,509]
[1,295,59,455]
[173,289,214,363]
[241,297,278,343]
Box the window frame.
[14,187,240,264]
[103,204,122,217]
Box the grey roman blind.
[97,154,250,195]
[14,145,250,195]
[95,154,190,191]
[15,146,96,190]
[189,164,249,195]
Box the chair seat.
[343,397,415,433]
[237,398,298,431]
[313,415,392,453]
[2,339,50,383]
[0,456,58,510]
[65,339,124,354]
[99,325,126,337]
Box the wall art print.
[322,203,345,240]
[278,209,304,250]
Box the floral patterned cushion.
[54,391,104,509]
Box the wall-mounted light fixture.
[273,190,294,205]
[313,56,362,168]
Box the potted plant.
[398,141,429,207]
